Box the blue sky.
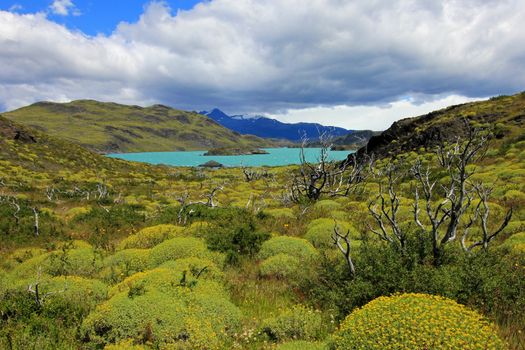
[0,0,524,130]
[1,0,204,35]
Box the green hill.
[3,100,274,153]
[350,92,525,162]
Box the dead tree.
[96,183,108,200]
[176,191,191,224]
[27,269,66,306]
[289,132,369,202]
[45,186,57,201]
[461,183,513,252]
[333,223,356,275]
[368,161,407,252]
[1,194,21,225]
[411,124,494,264]
[202,184,223,208]
[32,207,40,237]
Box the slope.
[3,100,273,153]
[349,92,525,162]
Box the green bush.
[333,293,506,350]
[117,224,185,250]
[258,236,318,261]
[275,341,328,350]
[100,249,150,282]
[259,254,300,279]
[8,245,102,279]
[313,200,341,212]
[81,281,240,349]
[265,208,295,219]
[305,219,356,249]
[148,237,221,267]
[108,267,227,300]
[260,305,324,342]
[500,232,525,254]
[204,213,270,265]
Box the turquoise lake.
[106,148,353,167]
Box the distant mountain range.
[200,108,352,142]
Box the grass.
[3,100,275,153]
[0,92,524,349]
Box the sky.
[0,0,524,130]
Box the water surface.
[107,147,353,167]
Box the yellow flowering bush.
[148,237,220,267]
[8,246,102,279]
[260,305,324,342]
[118,224,185,250]
[259,253,300,279]
[312,199,342,212]
[333,293,506,350]
[275,340,328,350]
[265,208,296,219]
[500,232,525,254]
[82,271,241,349]
[305,219,357,249]
[258,236,318,261]
[100,249,150,282]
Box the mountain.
[200,108,352,142]
[3,100,274,153]
[0,115,140,175]
[348,92,525,162]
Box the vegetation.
[333,293,506,349]
[3,100,274,153]
[0,92,524,349]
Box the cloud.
[0,0,524,127]
[266,95,484,130]
[49,0,79,16]
[8,4,23,12]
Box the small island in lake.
[198,160,224,168]
[203,147,269,156]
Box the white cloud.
[49,0,78,16]
[0,0,524,128]
[266,95,483,131]
[8,4,23,12]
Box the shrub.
[313,200,341,212]
[148,237,220,267]
[117,224,184,250]
[2,247,47,270]
[265,208,295,219]
[108,267,227,300]
[104,339,146,349]
[204,214,270,265]
[259,254,300,279]
[275,341,328,350]
[8,245,102,279]
[500,232,525,254]
[258,236,318,261]
[260,305,324,342]
[333,293,506,350]
[100,249,150,282]
[159,257,224,282]
[82,277,241,348]
[305,219,357,249]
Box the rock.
[199,160,224,168]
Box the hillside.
[0,115,140,175]
[3,100,274,153]
[307,130,380,150]
[201,108,352,142]
[349,92,525,162]
[0,96,524,349]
